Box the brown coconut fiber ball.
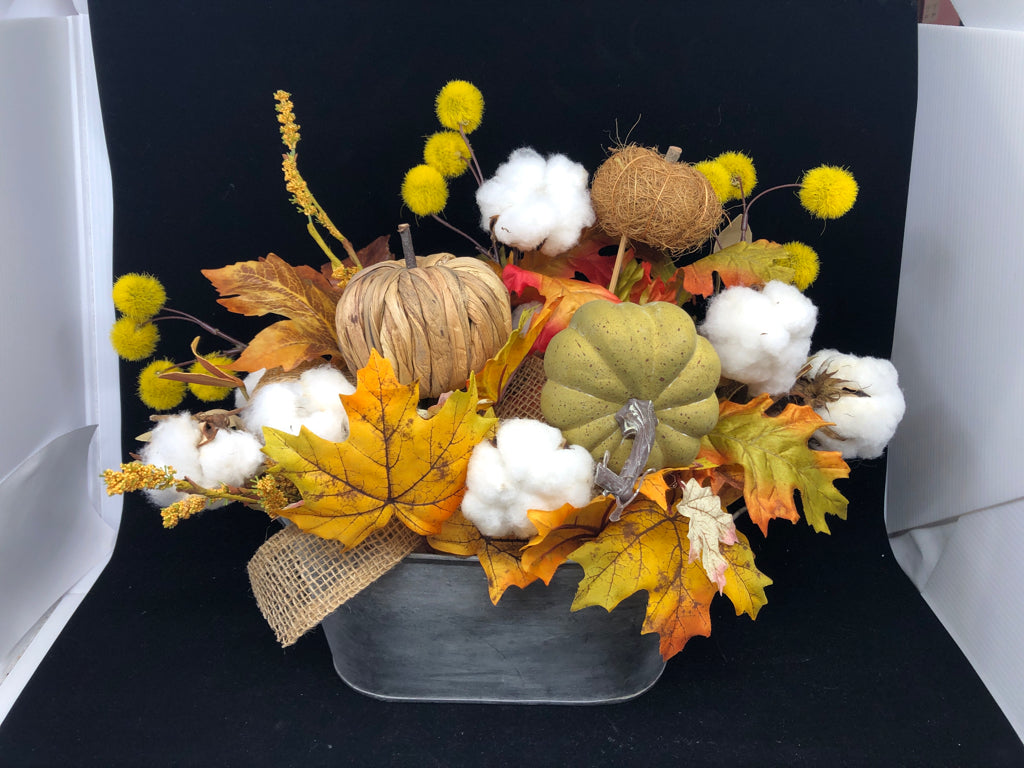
[590,144,723,252]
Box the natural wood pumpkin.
[335,252,512,398]
[540,300,720,472]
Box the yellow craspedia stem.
[138,359,186,410]
[799,165,858,219]
[112,273,166,321]
[109,317,159,361]
[715,151,757,197]
[424,131,471,178]
[695,159,735,203]
[188,354,235,402]
[401,164,449,216]
[783,241,820,291]
[435,80,484,133]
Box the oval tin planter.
[320,552,666,704]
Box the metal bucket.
[320,552,665,704]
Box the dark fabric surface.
[2,0,1022,764]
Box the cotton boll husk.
[701,281,817,395]
[805,349,906,459]
[140,412,204,507]
[197,428,266,488]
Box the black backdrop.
[2,1,1023,765]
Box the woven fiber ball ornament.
[590,145,723,252]
[335,253,512,398]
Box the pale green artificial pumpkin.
[540,300,721,473]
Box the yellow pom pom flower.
[138,359,186,411]
[435,80,484,133]
[715,151,757,197]
[695,159,735,203]
[401,164,449,216]
[424,131,471,178]
[187,355,235,402]
[109,317,159,361]
[783,241,820,291]
[112,273,167,321]
[799,165,858,219]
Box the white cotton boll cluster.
[476,147,595,256]
[239,365,356,443]
[804,349,906,459]
[700,280,818,395]
[140,412,265,507]
[461,419,596,539]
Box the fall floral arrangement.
[104,81,905,661]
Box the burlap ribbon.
[247,520,422,646]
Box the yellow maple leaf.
[701,395,850,535]
[570,497,770,660]
[427,509,538,604]
[263,352,496,548]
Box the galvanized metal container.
[320,552,665,704]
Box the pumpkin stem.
[398,223,417,269]
[595,397,658,520]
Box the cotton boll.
[298,366,355,410]
[197,428,266,489]
[804,349,906,459]
[461,418,596,538]
[234,369,267,409]
[476,148,595,257]
[701,280,817,395]
[240,380,305,440]
[140,412,204,507]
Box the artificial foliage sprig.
[273,90,361,269]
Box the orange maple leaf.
[501,264,620,352]
[701,395,850,535]
[519,497,613,584]
[680,240,795,298]
[427,510,538,604]
[571,497,770,660]
[262,352,496,548]
[202,253,342,372]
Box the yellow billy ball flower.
[715,151,757,197]
[435,80,484,133]
[109,317,159,361]
[783,241,820,291]
[138,359,186,411]
[423,131,471,178]
[187,355,235,402]
[694,160,735,203]
[401,164,449,216]
[799,165,858,219]
[112,273,167,321]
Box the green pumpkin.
[540,300,720,473]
